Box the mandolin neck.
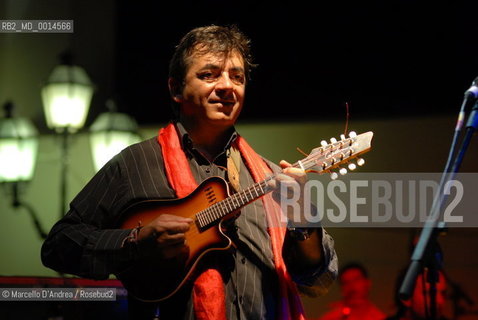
[195,175,275,230]
[194,131,373,230]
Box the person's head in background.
[339,262,372,306]
[394,268,448,320]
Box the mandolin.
[117,131,374,302]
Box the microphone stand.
[399,97,478,320]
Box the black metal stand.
[59,129,70,217]
[399,101,478,319]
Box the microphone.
[455,77,478,131]
[466,98,478,129]
[464,77,478,99]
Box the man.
[41,25,338,320]
[318,263,385,320]
[386,268,448,320]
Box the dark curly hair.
[169,24,255,84]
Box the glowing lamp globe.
[90,111,141,171]
[0,104,38,182]
[41,63,94,132]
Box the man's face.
[176,49,246,129]
[339,268,371,302]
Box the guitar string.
[196,179,271,229]
[195,140,354,229]
[191,132,371,239]
[183,180,271,240]
[179,180,262,238]
[192,137,356,231]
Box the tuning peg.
[348,163,357,170]
[330,137,337,144]
[330,172,338,180]
[357,158,365,166]
[320,140,328,147]
[349,131,357,138]
[340,134,346,140]
[339,168,347,175]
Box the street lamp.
[41,53,94,133]
[0,102,38,183]
[41,53,94,216]
[89,100,141,172]
[0,101,46,239]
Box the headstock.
[296,131,374,179]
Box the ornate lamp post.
[41,53,94,215]
[89,100,141,172]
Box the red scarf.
[158,123,305,320]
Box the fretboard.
[195,175,275,230]
[194,131,372,230]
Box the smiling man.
[41,25,338,320]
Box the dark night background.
[114,1,478,125]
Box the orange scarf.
[158,123,305,320]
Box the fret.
[230,195,238,209]
[230,197,237,211]
[219,203,226,218]
[233,194,241,207]
[247,187,254,200]
[224,202,231,214]
[219,203,227,218]
[201,212,207,227]
[257,181,265,194]
[218,203,225,218]
[238,193,245,205]
[208,206,216,222]
[237,195,242,207]
[209,208,216,223]
[204,210,211,225]
[251,184,258,197]
[212,204,220,222]
[204,211,209,226]
[224,199,231,212]
[229,197,237,211]
[201,211,207,227]
[197,212,203,228]
[222,199,229,213]
[199,210,206,227]
[234,197,240,209]
[240,189,247,202]
[255,184,261,196]
[200,209,207,227]
[212,203,219,220]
